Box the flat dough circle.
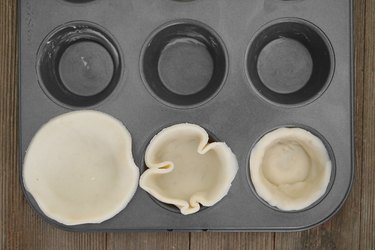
[249,127,332,211]
[140,123,238,215]
[23,110,139,225]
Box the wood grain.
[0,0,373,249]
[190,232,274,250]
[361,0,375,249]
[107,232,189,250]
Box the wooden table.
[1,0,372,249]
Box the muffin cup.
[36,21,122,108]
[246,18,334,106]
[248,125,336,212]
[141,20,228,108]
[140,123,238,215]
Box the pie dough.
[249,127,332,211]
[140,123,238,215]
[23,110,139,225]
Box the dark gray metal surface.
[19,0,353,231]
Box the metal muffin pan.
[19,0,353,231]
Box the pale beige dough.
[23,110,139,225]
[140,123,238,215]
[249,127,332,211]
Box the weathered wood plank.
[107,232,190,250]
[190,232,274,250]
[0,0,370,249]
[361,0,375,249]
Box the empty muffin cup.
[141,20,228,107]
[36,21,122,107]
[23,111,139,225]
[246,19,334,105]
[249,127,333,211]
[140,123,238,215]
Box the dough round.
[23,110,139,225]
[249,127,332,211]
[140,123,238,215]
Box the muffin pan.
[19,0,353,231]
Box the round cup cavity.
[141,20,228,108]
[247,125,336,212]
[36,21,122,108]
[246,19,334,106]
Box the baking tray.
[18,0,353,231]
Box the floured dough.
[140,123,238,215]
[23,110,139,225]
[249,127,331,211]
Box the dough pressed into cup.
[249,127,332,211]
[23,110,139,225]
[140,123,238,215]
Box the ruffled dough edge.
[140,123,238,215]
